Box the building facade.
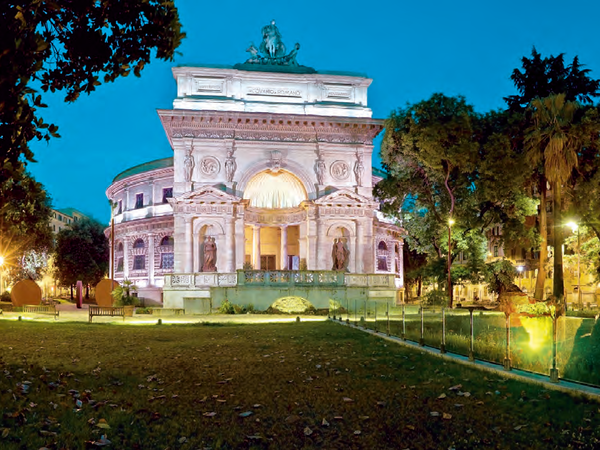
[106,24,404,309]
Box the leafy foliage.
[54,218,109,289]
[484,259,517,295]
[421,289,448,307]
[0,168,53,283]
[111,279,138,306]
[0,0,185,174]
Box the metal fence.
[330,300,600,387]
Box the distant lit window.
[133,255,145,270]
[135,193,144,209]
[162,188,173,203]
[494,246,499,257]
[116,258,124,272]
[133,239,144,249]
[160,253,174,269]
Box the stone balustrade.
[165,271,396,289]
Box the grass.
[1,321,600,449]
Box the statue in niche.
[225,148,237,182]
[332,238,349,271]
[354,152,364,186]
[269,150,282,173]
[315,158,326,185]
[260,20,286,58]
[184,148,195,182]
[202,236,217,272]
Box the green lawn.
[0,320,599,449]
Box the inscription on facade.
[247,86,302,97]
[325,86,353,99]
[194,79,224,93]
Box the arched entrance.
[243,170,307,270]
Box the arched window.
[133,239,145,249]
[378,241,388,251]
[117,242,123,252]
[160,236,174,246]
[377,240,389,271]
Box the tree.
[377,94,535,307]
[504,49,600,299]
[55,218,109,299]
[0,167,54,284]
[525,94,584,303]
[0,1,185,175]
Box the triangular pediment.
[314,188,374,206]
[172,186,241,205]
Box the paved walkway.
[0,303,328,325]
[331,318,600,402]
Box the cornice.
[107,166,174,196]
[158,110,384,147]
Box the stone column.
[280,225,288,270]
[148,234,155,285]
[123,237,129,279]
[356,221,364,274]
[184,217,193,273]
[226,218,235,272]
[398,241,405,287]
[390,243,396,275]
[252,225,261,270]
[316,218,326,270]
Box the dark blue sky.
[29,0,600,223]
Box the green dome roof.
[112,157,173,183]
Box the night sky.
[28,0,600,223]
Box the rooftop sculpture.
[235,20,316,73]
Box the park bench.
[21,305,59,319]
[89,306,125,323]
[149,308,185,316]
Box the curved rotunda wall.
[243,170,307,209]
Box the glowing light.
[567,221,578,232]
[244,170,307,209]
[517,266,524,272]
[448,219,455,226]
[520,316,552,349]
[0,256,4,266]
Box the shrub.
[0,291,11,303]
[111,279,139,306]
[421,289,448,307]
[218,300,236,314]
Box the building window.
[133,239,144,249]
[135,193,144,209]
[117,200,122,214]
[117,242,123,252]
[160,236,174,247]
[133,255,145,270]
[493,246,499,257]
[160,253,174,269]
[116,257,124,272]
[162,188,173,203]
[377,256,388,271]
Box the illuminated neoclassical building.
[106,25,404,309]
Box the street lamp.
[567,222,582,310]
[516,265,524,289]
[448,218,454,307]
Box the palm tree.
[526,94,580,303]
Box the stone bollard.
[296,316,301,323]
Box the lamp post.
[567,222,582,310]
[448,218,454,308]
[0,255,4,296]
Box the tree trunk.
[417,276,422,297]
[85,284,89,299]
[534,183,548,300]
[70,285,73,300]
[552,182,565,302]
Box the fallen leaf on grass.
[406,425,415,431]
[514,424,527,431]
[178,437,187,444]
[203,412,216,417]
[438,393,447,399]
[430,412,440,417]
[354,430,361,435]
[442,413,452,420]
[1,428,8,438]
[343,397,354,402]
[304,426,313,436]
[285,415,300,424]
[96,419,110,429]
[239,411,253,418]
[449,384,462,391]
[322,418,329,427]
